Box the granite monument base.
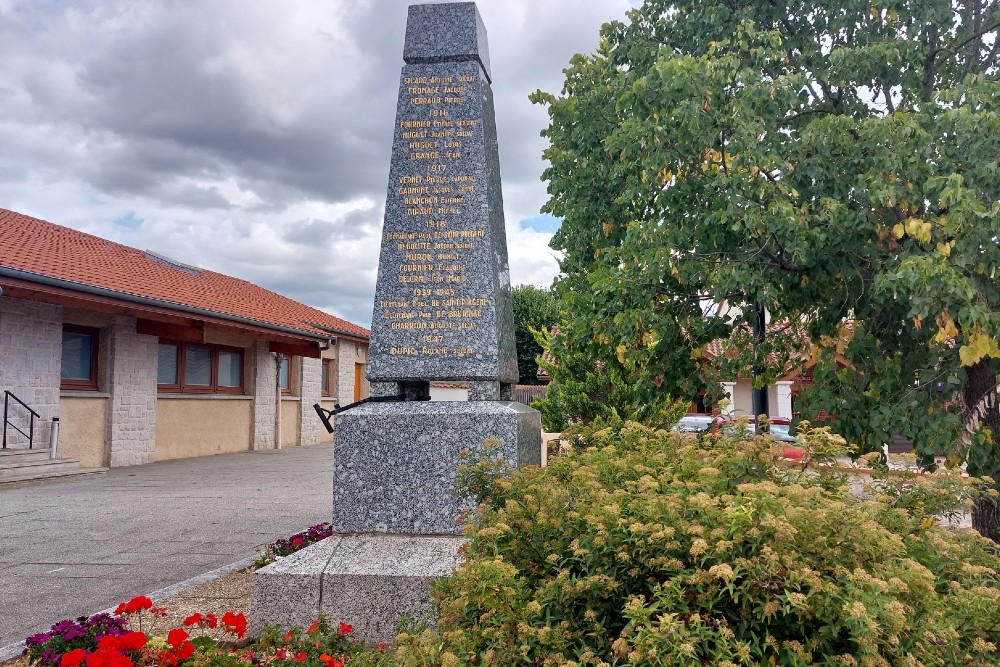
[251,534,466,645]
[332,400,542,535]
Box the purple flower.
[52,620,76,634]
[26,632,53,647]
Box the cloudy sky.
[0,0,634,327]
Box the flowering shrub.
[253,523,333,569]
[26,596,249,667]
[24,597,393,667]
[396,421,1000,666]
[26,614,131,667]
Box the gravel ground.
[2,567,254,667]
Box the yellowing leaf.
[918,222,932,242]
[641,169,648,184]
[904,217,932,243]
[615,344,627,364]
[959,331,1000,366]
[892,223,905,239]
[602,221,614,236]
[919,517,935,530]
[959,344,977,366]
[913,314,922,330]
[934,317,958,344]
[936,241,953,257]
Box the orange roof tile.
[0,208,369,340]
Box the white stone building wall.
[332,339,370,403]
[0,296,62,448]
[106,316,158,467]
[298,356,323,445]
[251,342,277,450]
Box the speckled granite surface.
[403,2,491,82]
[333,400,541,535]
[252,534,465,645]
[367,2,515,385]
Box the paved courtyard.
[0,444,334,653]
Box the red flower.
[294,653,306,663]
[182,613,202,627]
[61,649,88,667]
[306,620,320,634]
[283,631,293,643]
[86,648,133,667]
[378,643,387,653]
[175,642,195,661]
[337,622,352,636]
[117,632,148,652]
[166,629,188,650]
[291,538,303,546]
[96,637,119,651]
[156,652,177,667]
[319,654,342,667]
[274,649,288,661]
[116,595,153,615]
[151,607,169,618]
[221,611,247,639]
[205,613,218,629]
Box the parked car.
[711,416,798,443]
[711,417,756,439]
[672,414,715,433]
[766,418,798,443]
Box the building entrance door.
[354,363,365,402]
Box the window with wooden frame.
[277,355,297,396]
[61,325,100,390]
[157,341,244,394]
[321,359,333,397]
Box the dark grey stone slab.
[332,401,541,535]
[367,17,516,385]
[403,2,491,83]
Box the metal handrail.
[3,390,41,449]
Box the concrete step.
[0,449,52,464]
[0,466,108,489]
[0,457,81,478]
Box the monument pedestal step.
[251,534,466,645]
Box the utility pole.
[751,301,770,427]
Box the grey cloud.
[0,0,629,327]
[281,209,376,246]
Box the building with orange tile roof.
[0,208,370,468]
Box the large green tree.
[511,284,559,384]
[532,0,1000,537]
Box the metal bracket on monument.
[314,393,432,433]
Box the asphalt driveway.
[0,444,333,653]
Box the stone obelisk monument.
[252,2,541,644]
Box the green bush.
[396,423,1000,666]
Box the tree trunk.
[972,496,1000,543]
[965,359,1000,542]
